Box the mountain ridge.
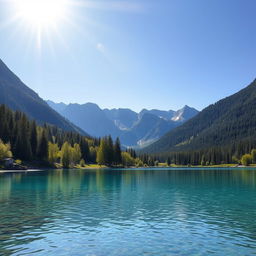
[143,79,256,154]
[0,59,87,135]
[47,100,199,147]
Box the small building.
[2,158,14,168]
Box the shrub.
[80,159,86,167]
[241,154,252,166]
[15,159,22,165]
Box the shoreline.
[1,165,256,173]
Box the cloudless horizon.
[0,0,255,112]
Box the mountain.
[103,108,138,130]
[143,79,256,154]
[49,102,120,137]
[139,109,175,120]
[138,106,198,122]
[47,100,67,113]
[47,100,198,147]
[0,59,86,135]
[171,105,199,122]
[123,113,178,147]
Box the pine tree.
[14,132,23,159]
[30,121,38,157]
[97,138,106,165]
[80,138,90,163]
[89,146,97,163]
[37,130,48,161]
[14,115,32,160]
[106,136,114,165]
[167,157,171,166]
[114,137,122,165]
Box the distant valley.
[47,100,199,147]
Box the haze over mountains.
[0,58,199,147]
[143,79,256,154]
[47,100,199,147]
[0,59,86,135]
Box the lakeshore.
[1,164,256,174]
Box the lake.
[0,168,256,256]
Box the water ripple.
[0,168,256,255]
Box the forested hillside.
[142,79,256,165]
[144,79,256,153]
[0,59,85,134]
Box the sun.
[14,0,67,28]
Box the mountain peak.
[182,105,189,109]
[171,106,199,122]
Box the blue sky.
[0,0,255,112]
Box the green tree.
[121,152,135,167]
[135,158,144,167]
[80,138,89,163]
[114,137,122,165]
[30,121,38,157]
[106,136,114,165]
[14,115,32,160]
[97,139,107,165]
[80,159,86,167]
[232,156,240,164]
[61,142,71,168]
[48,142,59,165]
[37,130,48,161]
[0,140,12,161]
[96,137,115,166]
[72,143,82,165]
[89,146,97,163]
[0,103,109,165]
[148,157,154,166]
[251,149,256,164]
[241,154,252,166]
[166,157,171,166]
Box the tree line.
[0,104,149,168]
[2,103,256,168]
[146,138,256,166]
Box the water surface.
[0,168,256,256]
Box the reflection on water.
[0,168,256,256]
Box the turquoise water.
[0,168,256,256]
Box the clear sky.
[0,0,255,112]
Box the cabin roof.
[3,158,13,161]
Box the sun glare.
[14,0,67,27]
